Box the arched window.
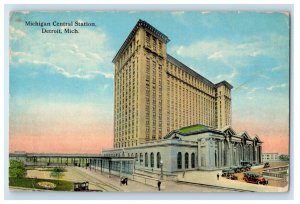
[135,153,138,161]
[191,153,195,168]
[157,152,161,168]
[140,153,143,164]
[150,152,154,168]
[185,152,189,169]
[145,153,148,167]
[177,152,182,169]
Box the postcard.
[9,11,290,192]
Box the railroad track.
[176,180,254,192]
[69,167,121,192]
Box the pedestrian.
[182,171,185,178]
[157,180,161,191]
[217,173,220,180]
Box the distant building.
[112,19,232,148]
[262,152,280,162]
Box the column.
[109,160,111,178]
[197,139,201,169]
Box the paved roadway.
[70,167,237,192]
[177,169,288,192]
[27,166,278,192]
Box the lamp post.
[160,160,163,180]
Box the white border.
[1,1,298,203]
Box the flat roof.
[112,19,170,63]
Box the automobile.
[242,165,251,172]
[243,172,268,185]
[236,165,248,172]
[263,162,270,168]
[227,174,238,180]
[230,166,242,173]
[74,181,89,191]
[221,168,235,177]
[241,161,252,167]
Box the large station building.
[112,20,232,149]
[102,20,263,174]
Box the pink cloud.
[232,117,289,155]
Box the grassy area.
[179,124,207,133]
[9,177,73,191]
[36,167,67,172]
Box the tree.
[9,160,27,178]
[279,154,289,161]
[50,167,65,184]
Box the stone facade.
[102,125,263,173]
[112,20,232,149]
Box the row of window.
[145,32,163,56]
[167,61,215,96]
[114,57,139,148]
[177,152,196,169]
[167,76,216,129]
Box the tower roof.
[112,19,170,63]
[216,80,234,89]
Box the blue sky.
[9,11,290,153]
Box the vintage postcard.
[9,11,290,192]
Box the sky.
[9,11,290,154]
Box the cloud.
[170,33,288,67]
[243,87,261,100]
[267,83,288,91]
[10,23,114,80]
[171,11,185,16]
[171,39,266,64]
[271,65,286,72]
[256,73,270,80]
[247,87,260,95]
[9,26,26,39]
[201,11,211,15]
[215,70,238,83]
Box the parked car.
[243,165,251,171]
[263,162,270,168]
[230,166,242,173]
[241,161,252,167]
[74,181,89,191]
[227,174,238,180]
[243,172,268,185]
[221,168,235,177]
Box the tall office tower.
[112,20,232,148]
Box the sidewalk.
[177,170,288,192]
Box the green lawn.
[179,124,207,133]
[9,177,73,191]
